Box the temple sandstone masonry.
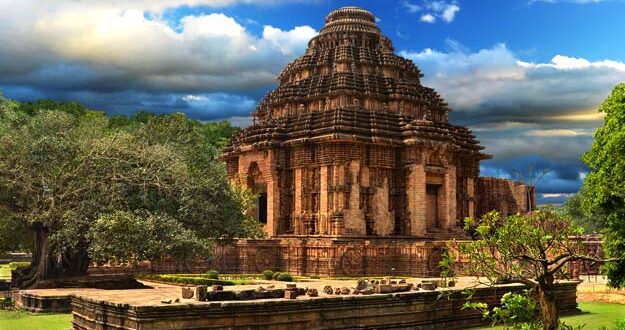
[220,7,533,277]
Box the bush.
[137,274,235,286]
[272,272,281,280]
[8,262,30,270]
[205,270,219,279]
[276,273,293,282]
[262,270,274,280]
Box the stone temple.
[217,7,533,277]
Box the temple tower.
[223,7,493,238]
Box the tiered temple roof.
[224,7,488,162]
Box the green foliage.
[439,246,456,287]
[0,94,260,283]
[262,270,274,280]
[581,83,625,288]
[559,188,607,234]
[465,291,585,330]
[205,270,219,279]
[447,210,594,328]
[138,274,235,286]
[0,210,32,253]
[272,272,281,280]
[8,262,30,270]
[276,273,293,282]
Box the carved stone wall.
[218,6,535,278]
[475,177,534,217]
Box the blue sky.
[1,0,624,204]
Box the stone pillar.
[407,163,426,236]
[442,165,457,230]
[319,165,329,235]
[294,167,303,235]
[467,177,475,221]
[266,151,280,237]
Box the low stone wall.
[20,291,72,313]
[70,282,580,330]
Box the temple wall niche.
[343,160,365,236]
[372,178,394,236]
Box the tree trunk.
[13,224,90,289]
[537,285,558,330]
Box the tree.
[582,83,625,288]
[559,188,607,234]
[446,210,605,330]
[0,97,261,288]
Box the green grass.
[0,310,72,330]
[472,302,625,329]
[0,264,10,281]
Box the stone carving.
[254,249,276,272]
[341,249,363,276]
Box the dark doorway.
[426,184,440,229]
[258,192,268,224]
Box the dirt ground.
[577,275,625,304]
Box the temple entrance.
[247,162,268,225]
[426,184,440,229]
[258,191,268,224]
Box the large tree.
[446,210,604,330]
[582,83,625,288]
[0,96,259,288]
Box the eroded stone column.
[407,163,426,236]
[319,165,329,235]
[294,167,303,234]
[442,165,457,230]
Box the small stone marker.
[181,287,194,299]
[340,287,351,295]
[323,285,333,295]
[161,299,172,304]
[306,288,318,297]
[375,284,393,294]
[284,290,298,299]
[356,279,367,291]
[334,287,341,295]
[195,285,207,301]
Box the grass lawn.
[472,302,625,329]
[0,264,11,280]
[0,310,72,330]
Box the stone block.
[323,285,333,295]
[269,289,285,298]
[375,284,393,294]
[236,289,256,300]
[195,286,207,301]
[284,290,298,299]
[181,287,194,299]
[306,288,319,297]
[356,279,367,291]
[207,290,237,301]
[212,285,223,292]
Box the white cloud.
[420,13,436,23]
[441,4,460,22]
[0,1,318,93]
[262,25,317,56]
[411,1,460,23]
[400,44,625,117]
[401,1,422,13]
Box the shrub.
[8,262,30,270]
[276,273,293,282]
[205,270,219,279]
[272,272,281,280]
[138,274,234,286]
[262,270,274,280]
